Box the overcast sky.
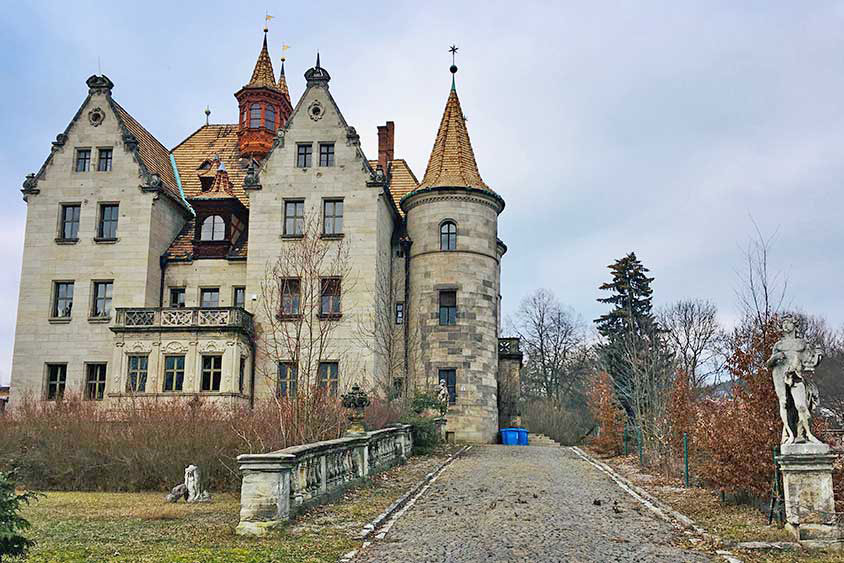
[1,2,843,385]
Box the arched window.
[440,221,457,251]
[249,103,261,128]
[201,215,226,241]
[265,104,276,130]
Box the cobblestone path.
[358,445,712,563]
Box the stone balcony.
[111,307,254,335]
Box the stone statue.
[166,464,211,503]
[767,316,824,448]
[438,379,449,413]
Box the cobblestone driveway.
[358,445,712,563]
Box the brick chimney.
[377,121,395,171]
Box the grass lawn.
[17,448,458,563]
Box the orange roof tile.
[171,125,249,207]
[246,33,277,90]
[278,60,290,103]
[371,158,419,214]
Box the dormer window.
[265,104,276,130]
[249,103,261,128]
[201,215,226,241]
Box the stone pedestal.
[777,445,839,545]
[434,417,447,441]
[235,452,296,537]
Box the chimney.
[377,121,395,171]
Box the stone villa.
[10,30,521,442]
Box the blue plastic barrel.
[517,428,529,445]
[500,428,519,445]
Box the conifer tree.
[0,470,41,562]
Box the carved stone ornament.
[162,341,187,354]
[307,100,324,121]
[143,173,162,189]
[22,173,38,192]
[346,126,360,145]
[243,162,261,189]
[86,74,114,95]
[272,129,285,149]
[369,168,386,184]
[88,107,106,127]
[122,132,139,150]
[52,133,68,149]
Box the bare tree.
[658,299,727,387]
[735,220,788,334]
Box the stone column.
[777,444,839,544]
[236,452,295,537]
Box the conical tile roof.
[246,33,277,89]
[277,59,290,101]
[414,87,491,193]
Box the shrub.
[586,372,626,455]
[400,414,441,454]
[364,398,403,431]
[410,392,446,416]
[521,398,594,445]
[0,470,41,562]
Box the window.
[280,278,300,318]
[75,149,91,172]
[265,104,276,130]
[201,215,226,241]
[97,148,113,172]
[233,287,246,308]
[319,143,335,167]
[85,363,107,401]
[60,204,81,240]
[296,144,313,168]
[318,362,339,396]
[320,278,341,317]
[278,362,298,398]
[439,290,457,326]
[98,204,119,239]
[440,221,457,251]
[323,199,343,235]
[249,103,261,128]
[439,369,457,404]
[239,357,246,394]
[284,201,305,236]
[200,288,219,308]
[53,282,74,318]
[91,281,113,318]
[201,355,223,392]
[163,355,185,392]
[127,355,148,392]
[170,288,185,308]
[46,364,67,401]
[395,303,404,325]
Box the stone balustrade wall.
[236,424,413,536]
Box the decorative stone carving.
[162,341,188,354]
[142,172,162,190]
[166,465,211,503]
[341,384,370,435]
[307,100,324,121]
[165,483,188,503]
[200,340,222,353]
[438,379,450,412]
[767,316,825,452]
[346,126,360,146]
[86,74,114,95]
[52,133,68,149]
[369,168,386,184]
[243,162,261,189]
[88,107,106,127]
[122,132,139,151]
[272,129,285,149]
[22,173,38,193]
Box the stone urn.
[341,383,370,436]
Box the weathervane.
[281,43,290,63]
[449,44,459,73]
[264,11,273,33]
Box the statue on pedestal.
[767,316,824,449]
[437,379,449,414]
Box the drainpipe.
[401,237,412,391]
[249,335,256,409]
[158,255,167,307]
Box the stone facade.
[10,33,516,443]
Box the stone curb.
[339,445,471,563]
[569,446,744,563]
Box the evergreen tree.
[0,471,41,562]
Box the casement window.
[201,355,223,392]
[97,148,113,172]
[200,215,226,241]
[60,204,81,240]
[52,281,74,318]
[395,303,404,325]
[85,363,107,401]
[169,288,185,308]
[46,364,67,401]
[319,143,335,167]
[323,199,343,235]
[127,355,148,393]
[318,362,339,396]
[320,278,341,317]
[439,290,457,326]
[279,278,301,318]
[296,144,313,168]
[277,362,298,398]
[91,281,113,318]
[239,357,246,394]
[439,368,457,404]
[249,103,261,128]
[200,288,220,308]
[440,221,457,251]
[163,355,185,392]
[265,104,276,130]
[75,148,91,172]
[283,200,305,236]
[98,204,119,239]
[233,287,246,308]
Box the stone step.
[528,433,561,447]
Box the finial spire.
[246,27,277,88]
[264,12,273,33]
[204,105,210,126]
[316,51,321,68]
[449,45,459,91]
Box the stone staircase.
[528,433,561,447]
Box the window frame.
[277,361,298,398]
[296,143,313,168]
[283,200,305,237]
[90,280,113,319]
[127,355,148,393]
[200,215,226,242]
[278,278,301,319]
[319,143,335,167]
[201,354,223,392]
[52,281,74,319]
[439,290,457,326]
[85,363,107,401]
[265,104,276,130]
[169,287,186,308]
[395,302,404,325]
[74,148,91,172]
[199,287,220,308]
[322,198,343,236]
[96,147,113,172]
[97,203,119,240]
[438,368,457,405]
[319,278,342,319]
[440,220,457,251]
[59,203,81,241]
[163,355,185,392]
[249,103,262,129]
[318,361,339,397]
[45,363,67,401]
[233,286,246,308]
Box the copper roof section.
[246,33,277,90]
[414,88,492,193]
[171,125,249,207]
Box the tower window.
[319,143,335,167]
[97,148,113,172]
[249,103,261,128]
[75,149,91,172]
[439,368,457,404]
[200,215,226,241]
[323,199,343,235]
[439,290,457,326]
[296,144,313,168]
[265,104,276,130]
[440,221,457,251]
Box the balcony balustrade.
[112,307,254,335]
